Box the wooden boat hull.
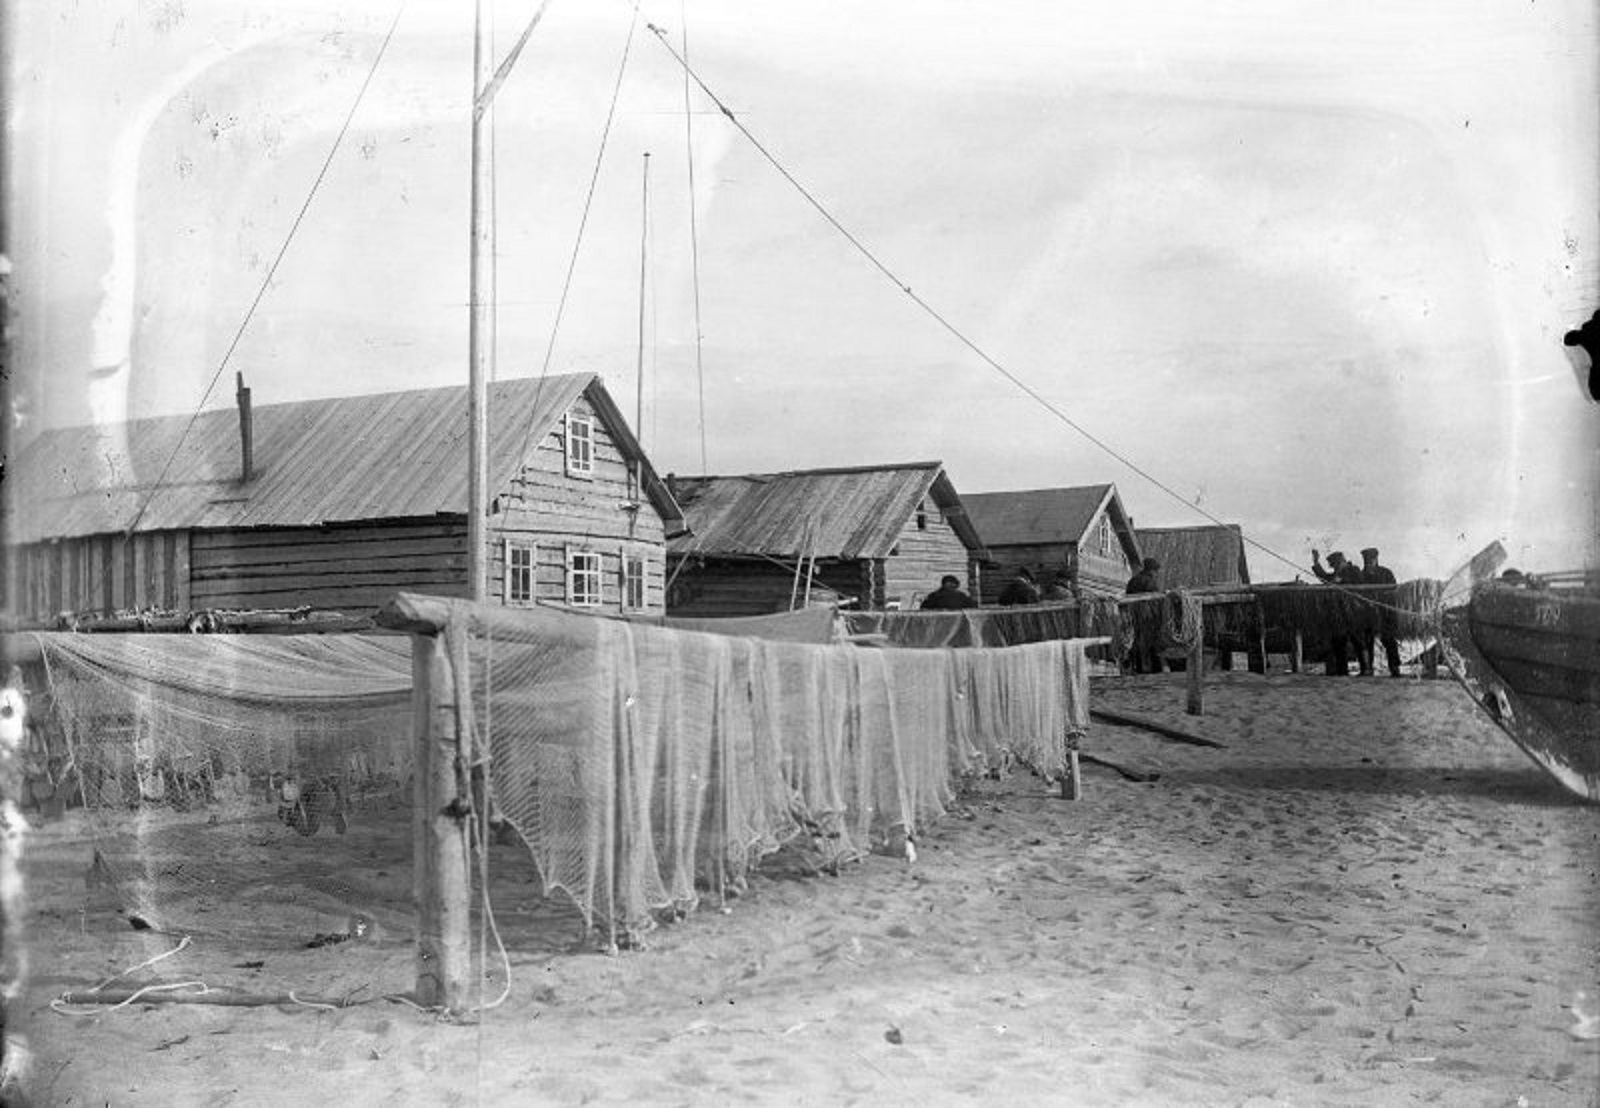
[1439,580,1600,803]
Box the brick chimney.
[236,372,253,482]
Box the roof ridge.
[28,372,598,434]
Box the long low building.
[665,462,988,617]
[10,373,684,624]
[962,483,1142,601]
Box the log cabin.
[9,373,684,626]
[1134,522,1265,671]
[664,462,988,616]
[961,484,1142,602]
[1132,524,1251,591]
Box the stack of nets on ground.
[437,598,1095,937]
[24,632,414,943]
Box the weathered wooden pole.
[1290,629,1303,674]
[466,0,494,604]
[1059,638,1109,800]
[1248,598,1268,674]
[1185,600,1205,715]
[412,630,472,1010]
[1061,734,1082,800]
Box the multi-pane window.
[565,412,594,477]
[1099,517,1113,556]
[567,548,602,606]
[504,541,535,605]
[622,553,647,612]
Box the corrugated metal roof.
[961,485,1114,547]
[668,463,980,559]
[11,374,672,542]
[1135,525,1250,588]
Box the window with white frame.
[1099,517,1113,557]
[567,547,602,606]
[565,412,594,477]
[503,540,535,605]
[621,552,647,612]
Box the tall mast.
[636,152,650,445]
[467,0,495,601]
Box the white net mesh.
[451,599,1094,934]
[25,600,1095,956]
[28,632,414,945]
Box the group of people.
[1310,547,1401,677]
[921,545,1404,681]
[918,566,1078,611]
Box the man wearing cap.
[1311,549,1363,675]
[1125,557,1161,595]
[1359,548,1401,677]
[920,574,977,610]
[998,566,1041,606]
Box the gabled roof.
[11,373,683,542]
[962,484,1140,563]
[667,462,986,560]
[1134,524,1251,588]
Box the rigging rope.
[515,1,643,466]
[475,0,558,119]
[635,21,1404,608]
[680,2,710,475]
[124,4,408,537]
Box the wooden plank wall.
[21,396,673,621]
[666,557,869,618]
[882,502,976,609]
[1078,508,1137,597]
[1078,547,1136,598]
[490,394,668,614]
[17,532,191,623]
[979,542,1073,604]
[190,521,467,610]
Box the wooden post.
[466,0,494,604]
[1062,742,1082,800]
[1186,603,1205,715]
[412,631,472,1010]
[1290,629,1303,674]
[1248,599,1268,674]
[1059,638,1108,799]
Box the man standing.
[1359,547,1402,677]
[1041,570,1077,602]
[1125,558,1161,595]
[997,567,1041,606]
[920,574,976,610]
[1311,550,1363,675]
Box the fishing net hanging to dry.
[1255,579,1445,646]
[839,600,1121,650]
[25,601,1095,949]
[449,600,1095,931]
[27,632,414,944]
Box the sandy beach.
[9,670,1599,1107]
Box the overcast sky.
[9,0,1598,581]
